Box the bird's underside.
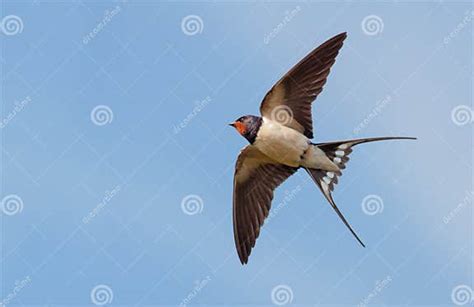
[231,32,416,264]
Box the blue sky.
[1,0,472,306]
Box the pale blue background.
[1,0,472,306]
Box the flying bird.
[229,32,415,264]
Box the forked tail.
[305,136,416,247]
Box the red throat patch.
[234,122,246,135]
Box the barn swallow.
[229,32,415,264]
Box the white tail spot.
[334,157,342,164]
[335,150,345,157]
[321,181,329,193]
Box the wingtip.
[327,32,347,43]
[338,32,348,39]
[237,251,248,265]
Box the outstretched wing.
[260,32,347,139]
[233,145,297,264]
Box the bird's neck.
[244,116,263,144]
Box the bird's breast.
[253,118,310,167]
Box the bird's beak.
[229,122,236,127]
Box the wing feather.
[233,146,297,264]
[260,32,347,139]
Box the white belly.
[253,117,339,171]
[253,118,310,167]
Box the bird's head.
[229,115,262,144]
